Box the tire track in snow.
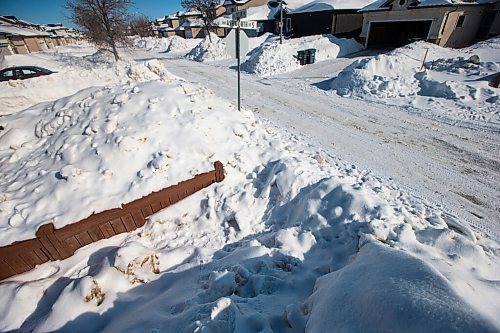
[158,57,499,241]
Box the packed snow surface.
[242,34,363,76]
[0,40,499,333]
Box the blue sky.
[0,0,184,28]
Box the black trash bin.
[306,48,316,64]
[297,50,307,65]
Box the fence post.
[214,161,225,182]
[36,223,71,260]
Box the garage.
[367,20,432,48]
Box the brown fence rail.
[0,161,224,281]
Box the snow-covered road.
[156,56,499,240]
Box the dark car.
[0,66,55,82]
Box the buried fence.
[0,161,224,281]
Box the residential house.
[164,13,181,37]
[232,4,282,36]
[213,0,289,37]
[0,16,78,55]
[207,1,228,36]
[223,0,270,14]
[207,1,227,19]
[42,24,78,46]
[178,10,207,38]
[285,0,378,38]
[0,16,50,55]
[359,0,500,48]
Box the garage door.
[367,20,432,49]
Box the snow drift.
[0,46,173,115]
[330,41,500,121]
[242,34,363,76]
[186,34,231,62]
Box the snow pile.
[0,79,239,245]
[133,37,171,52]
[461,36,500,62]
[186,34,231,62]
[166,35,201,53]
[242,34,363,76]
[0,46,174,115]
[82,48,116,64]
[330,41,500,120]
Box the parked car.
[0,66,55,82]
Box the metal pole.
[237,22,241,111]
[279,0,283,44]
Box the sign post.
[237,23,241,111]
[225,20,253,111]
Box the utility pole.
[279,0,284,44]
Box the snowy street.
[154,55,500,239]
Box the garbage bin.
[306,48,316,64]
[297,50,307,66]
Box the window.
[456,15,465,28]
[21,69,36,75]
[1,70,13,78]
[286,18,292,32]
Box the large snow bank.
[186,34,231,62]
[242,34,363,76]
[166,35,201,53]
[0,76,244,246]
[307,242,498,333]
[132,36,202,54]
[330,41,500,120]
[0,46,173,115]
[133,36,171,52]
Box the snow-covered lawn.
[0,37,499,332]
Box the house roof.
[223,0,251,5]
[241,5,281,20]
[283,0,318,9]
[360,0,497,11]
[180,19,204,27]
[291,0,379,13]
[179,10,203,16]
[0,25,50,37]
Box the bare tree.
[66,0,133,61]
[128,15,153,37]
[181,0,220,42]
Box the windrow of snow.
[132,36,171,52]
[242,34,363,76]
[186,33,231,62]
[132,35,202,55]
[0,46,174,115]
[330,41,500,121]
[1,71,499,332]
[0,78,243,246]
[166,35,202,53]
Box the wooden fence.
[0,161,224,281]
